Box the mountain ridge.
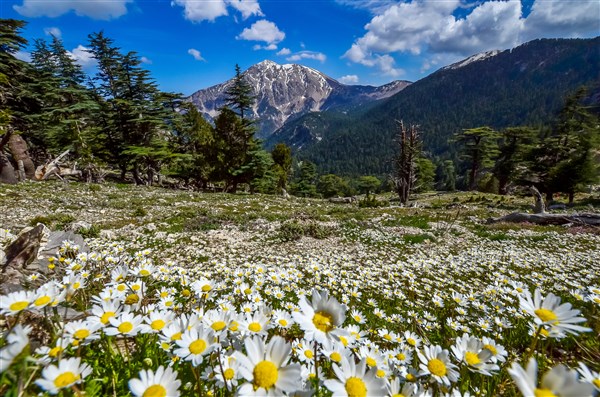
[187,60,410,139]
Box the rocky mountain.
[267,37,600,176]
[188,60,410,139]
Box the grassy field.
[1,181,599,396]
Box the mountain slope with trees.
[271,37,600,176]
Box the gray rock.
[99,229,116,239]
[69,221,92,232]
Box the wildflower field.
[1,181,599,396]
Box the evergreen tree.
[435,160,457,191]
[356,175,381,198]
[271,143,292,191]
[453,127,500,191]
[492,127,538,194]
[225,64,255,122]
[29,36,98,158]
[415,157,435,193]
[291,160,318,197]
[317,174,351,198]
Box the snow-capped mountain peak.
[443,50,501,70]
[188,60,410,139]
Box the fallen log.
[487,212,600,226]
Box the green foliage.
[290,161,318,197]
[317,174,352,198]
[356,175,381,197]
[415,157,436,193]
[271,143,292,191]
[277,221,332,241]
[79,224,101,239]
[358,195,388,208]
[29,213,76,230]
[131,207,147,217]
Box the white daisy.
[174,326,217,366]
[292,289,347,344]
[129,365,181,397]
[235,335,302,396]
[418,344,459,386]
[323,356,387,397]
[35,357,92,395]
[509,358,593,397]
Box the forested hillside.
[272,37,600,176]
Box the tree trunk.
[8,134,35,179]
[529,186,545,214]
[132,163,144,185]
[568,191,574,205]
[487,212,600,226]
[545,191,553,203]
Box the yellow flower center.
[189,339,207,355]
[339,336,348,346]
[534,388,557,397]
[54,372,79,388]
[407,338,416,346]
[132,284,141,291]
[151,320,166,330]
[9,301,28,312]
[117,284,126,292]
[73,282,81,289]
[312,311,334,333]
[34,296,51,306]
[224,368,235,380]
[142,384,167,397]
[202,285,212,292]
[345,377,367,397]
[534,309,558,323]
[376,369,386,378]
[229,321,239,331]
[125,294,139,305]
[384,334,392,341]
[366,357,377,367]
[330,352,342,362]
[465,351,480,366]
[253,360,278,390]
[396,353,406,361]
[182,289,191,297]
[160,342,170,350]
[392,394,405,397]
[248,322,262,332]
[483,344,497,356]
[428,358,447,377]
[406,373,416,381]
[278,319,288,327]
[304,349,314,359]
[49,346,63,357]
[74,329,90,340]
[540,328,550,337]
[244,288,252,295]
[118,322,133,333]
[211,321,227,331]
[140,269,150,276]
[593,379,600,389]
[171,332,182,341]
[101,311,115,324]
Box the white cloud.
[14,0,132,20]
[253,43,278,51]
[276,47,291,56]
[227,0,263,19]
[339,74,359,84]
[172,0,262,22]
[140,56,152,64]
[14,50,31,63]
[286,51,326,63]
[238,20,285,45]
[68,45,96,68]
[344,0,600,74]
[188,48,206,61]
[44,27,62,38]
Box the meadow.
[1,181,598,396]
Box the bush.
[131,207,147,217]
[277,221,333,241]
[358,196,388,208]
[29,213,76,230]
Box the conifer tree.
[453,126,500,191]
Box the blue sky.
[2,0,599,95]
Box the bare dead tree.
[391,120,421,205]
